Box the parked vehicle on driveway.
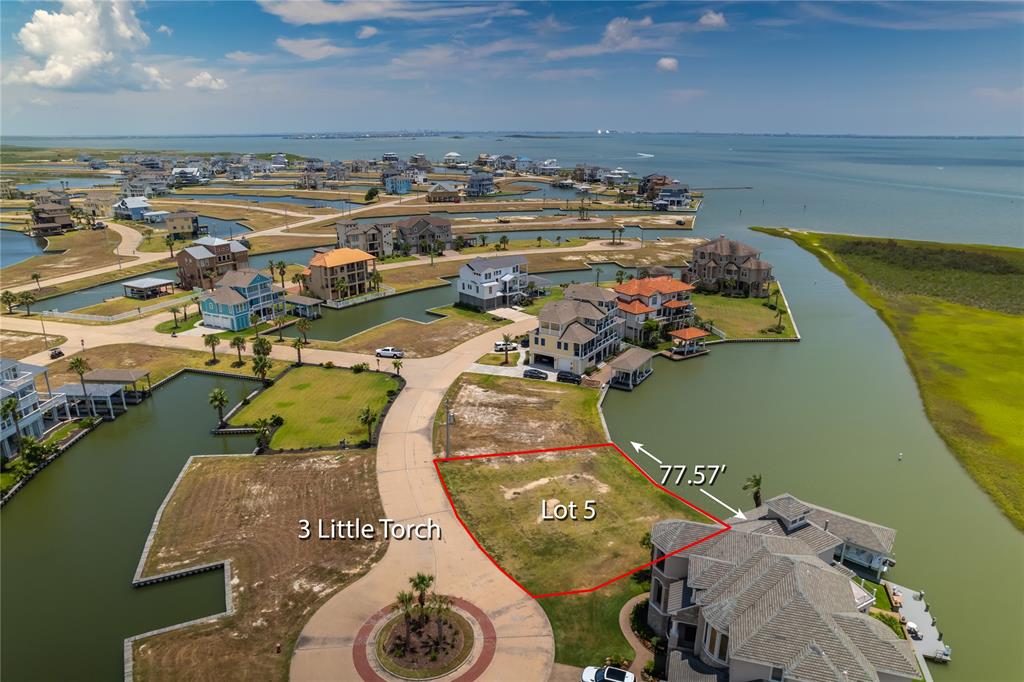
[522,368,548,380]
[556,370,582,385]
[582,667,634,682]
[494,341,519,352]
[375,347,405,358]
[49,348,65,359]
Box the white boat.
[576,183,592,193]
[637,152,654,158]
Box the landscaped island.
[754,228,1024,530]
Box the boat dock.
[887,580,951,682]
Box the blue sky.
[1,1,1022,136]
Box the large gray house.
[649,494,916,682]
[686,235,774,298]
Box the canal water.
[15,175,118,191]
[0,227,44,268]
[172,191,360,211]
[0,372,254,681]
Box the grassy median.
[335,306,510,358]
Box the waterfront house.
[410,153,433,171]
[226,164,252,181]
[653,182,691,211]
[82,193,116,217]
[164,211,202,240]
[170,167,208,187]
[403,169,428,185]
[306,248,376,302]
[305,158,326,172]
[687,235,774,298]
[457,255,528,311]
[426,182,461,203]
[199,268,283,332]
[32,189,72,207]
[121,173,169,197]
[394,216,453,253]
[443,152,462,166]
[613,275,696,342]
[295,172,323,190]
[271,153,288,167]
[647,495,913,682]
[326,164,350,181]
[0,359,69,460]
[336,220,395,259]
[608,347,656,390]
[176,236,250,289]
[113,196,151,221]
[532,284,623,374]
[30,203,74,236]
[142,210,170,224]
[538,159,561,175]
[384,175,412,195]
[639,173,670,200]
[466,172,496,197]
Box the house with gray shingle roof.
[532,284,623,374]
[649,498,917,682]
[456,255,528,311]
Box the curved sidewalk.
[290,320,555,682]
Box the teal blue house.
[199,268,282,332]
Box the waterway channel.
[0,372,254,680]
[0,227,44,268]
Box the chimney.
[824,520,830,531]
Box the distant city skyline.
[1,1,1022,137]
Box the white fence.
[322,285,396,310]
[41,294,194,323]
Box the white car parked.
[375,346,405,358]
[581,667,634,682]
[494,341,519,352]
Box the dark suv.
[556,370,582,385]
[523,368,548,380]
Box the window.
[770,668,784,681]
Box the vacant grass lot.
[439,446,709,596]
[691,284,797,339]
[230,365,397,449]
[0,228,138,287]
[132,451,386,681]
[43,344,286,388]
[476,351,520,366]
[0,329,66,359]
[335,306,510,358]
[433,373,604,456]
[70,289,194,316]
[756,228,1024,530]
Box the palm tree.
[291,337,304,365]
[230,336,246,364]
[478,234,488,247]
[68,356,93,417]
[1,397,22,452]
[164,234,176,258]
[168,305,181,329]
[499,234,509,250]
[396,590,416,644]
[252,336,272,357]
[2,290,17,314]
[254,417,273,450]
[555,235,561,247]
[775,304,787,331]
[618,226,625,243]
[252,354,272,381]
[536,235,542,248]
[204,334,221,362]
[296,317,311,343]
[615,269,626,284]
[370,270,383,292]
[409,572,435,622]
[31,273,42,290]
[208,388,229,426]
[17,291,36,316]
[500,333,513,365]
[358,407,377,443]
[430,593,453,645]
[291,272,306,293]
[391,358,402,376]
[249,310,261,331]
[742,473,763,507]
[609,227,617,244]
[276,261,287,288]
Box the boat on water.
[637,152,654,158]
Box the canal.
[0,227,44,268]
[0,372,255,681]
[602,224,1024,682]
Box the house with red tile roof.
[613,275,695,342]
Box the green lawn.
[230,365,398,449]
[1,471,15,495]
[691,285,797,339]
[155,312,296,340]
[476,351,520,366]
[520,286,565,315]
[755,228,1024,530]
[541,579,649,667]
[861,579,893,612]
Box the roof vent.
[824,520,830,531]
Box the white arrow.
[699,488,747,521]
[629,441,662,465]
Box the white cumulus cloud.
[276,37,354,60]
[225,51,262,63]
[5,0,168,91]
[157,24,173,36]
[698,10,727,29]
[257,0,525,25]
[357,25,378,39]
[657,57,678,72]
[186,71,228,91]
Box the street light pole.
[444,397,452,457]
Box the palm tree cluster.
[392,572,455,657]
[251,335,273,382]
[1,290,38,316]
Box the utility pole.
[40,316,49,348]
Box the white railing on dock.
[322,285,396,309]
[41,295,194,323]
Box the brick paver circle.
[353,597,496,682]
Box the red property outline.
[434,442,732,599]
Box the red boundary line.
[434,442,732,599]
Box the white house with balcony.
[1,358,70,459]
[456,255,528,311]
